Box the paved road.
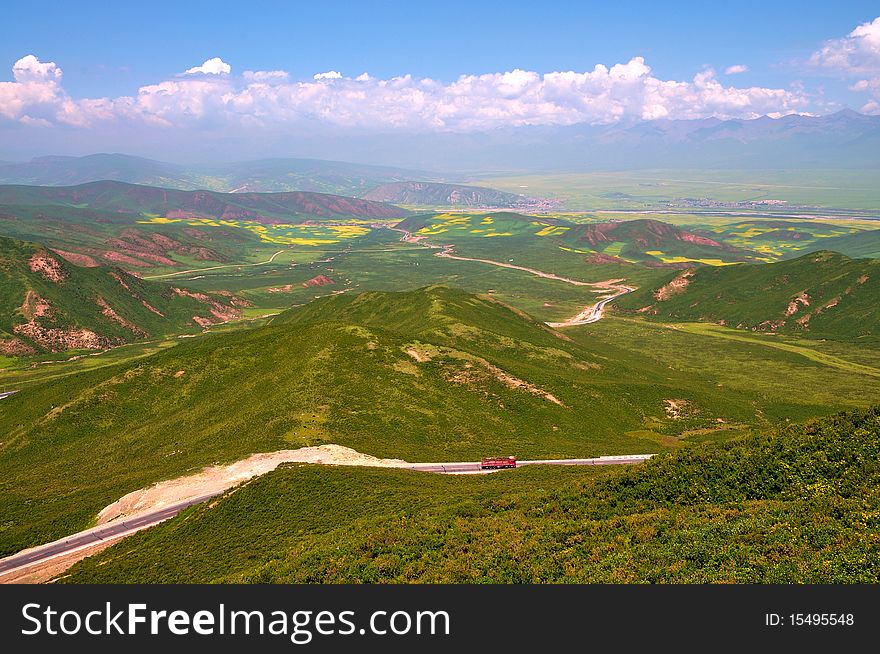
[0,454,653,579]
[0,390,18,401]
[0,492,218,577]
[546,285,635,327]
[407,454,654,473]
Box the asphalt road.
[0,390,18,400]
[0,455,653,579]
[0,492,218,577]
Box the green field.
[475,169,880,211]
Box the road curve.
[0,454,653,580]
[545,285,635,328]
[392,228,635,327]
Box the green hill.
[801,230,880,260]
[395,214,755,269]
[617,251,880,340]
[0,285,793,556]
[63,405,880,583]
[0,236,244,355]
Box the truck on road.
[480,456,517,470]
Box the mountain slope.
[558,219,753,265]
[0,286,776,555]
[0,236,245,355]
[0,180,409,223]
[618,251,880,339]
[801,230,880,260]
[361,181,552,209]
[63,405,880,583]
[0,154,441,195]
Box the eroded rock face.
[0,337,36,356]
[13,322,113,351]
[302,275,335,288]
[28,253,66,283]
[654,269,695,301]
[172,287,243,326]
[96,296,149,337]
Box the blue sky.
[1,1,879,159]
[3,1,876,94]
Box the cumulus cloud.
[810,16,880,112]
[724,64,748,75]
[313,71,343,80]
[184,57,231,75]
[0,54,811,133]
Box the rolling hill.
[361,181,555,209]
[0,180,409,223]
[62,405,880,583]
[0,285,792,555]
[617,251,880,339]
[801,230,880,260]
[0,236,245,355]
[396,213,755,267]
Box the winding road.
[0,454,653,582]
[143,249,287,280]
[395,228,635,327]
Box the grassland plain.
[6,286,880,557]
[474,169,880,211]
[617,251,880,340]
[62,406,880,583]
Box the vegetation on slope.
[2,285,840,556]
[64,406,880,583]
[0,236,244,355]
[617,251,880,340]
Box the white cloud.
[0,54,811,132]
[810,16,880,109]
[313,71,343,80]
[724,64,748,75]
[184,57,231,75]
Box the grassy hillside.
[0,236,244,355]
[63,406,880,583]
[5,284,860,556]
[617,251,880,340]
[396,213,757,269]
[802,230,880,260]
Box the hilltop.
[618,251,880,339]
[396,213,754,268]
[0,236,244,355]
[63,405,880,583]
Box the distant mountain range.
[253,109,880,173]
[0,155,444,195]
[1,110,877,184]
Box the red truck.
[480,456,517,470]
